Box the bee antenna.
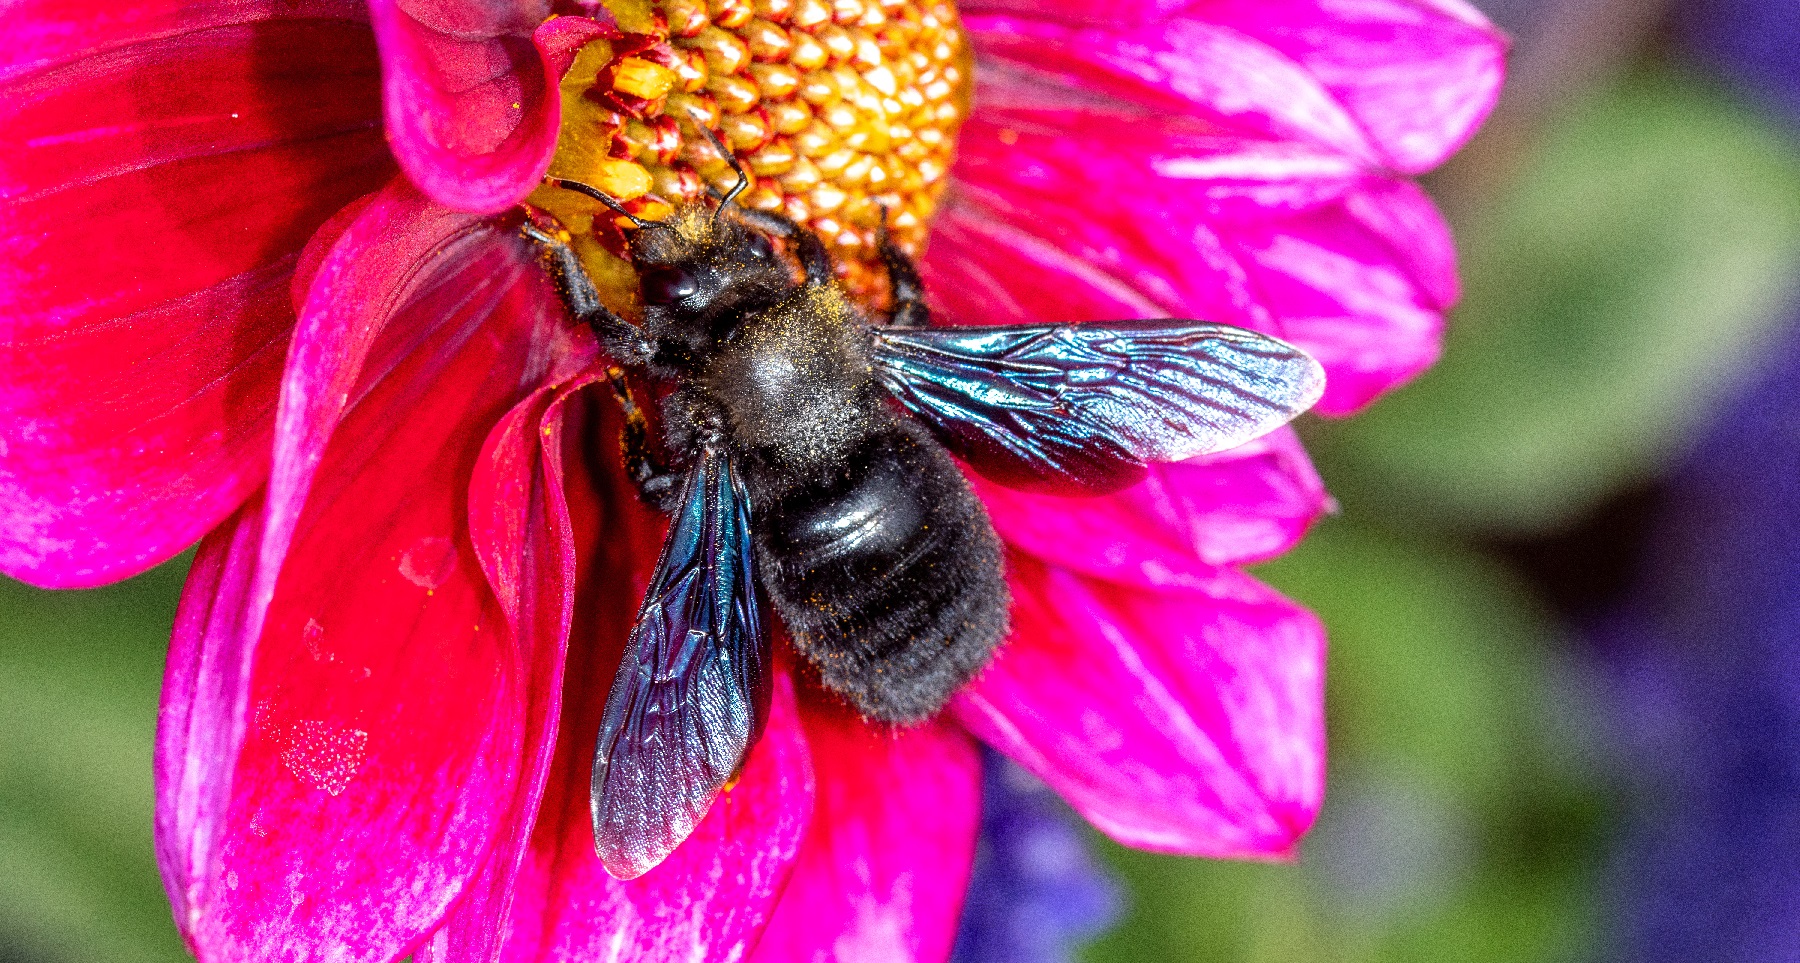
[546,178,652,229]
[692,124,748,221]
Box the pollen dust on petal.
[833,874,916,962]
[302,618,326,661]
[399,535,457,590]
[278,719,371,797]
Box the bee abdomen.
[754,421,1010,723]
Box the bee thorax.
[702,290,885,471]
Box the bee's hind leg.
[876,207,931,328]
[520,219,656,368]
[605,368,682,512]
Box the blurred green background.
[8,1,1800,961]
[0,560,189,963]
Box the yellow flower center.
[530,0,972,313]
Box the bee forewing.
[590,450,769,879]
[871,321,1325,494]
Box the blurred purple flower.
[1598,11,1800,959]
[1596,315,1800,962]
[951,751,1122,963]
[1682,0,1800,125]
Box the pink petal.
[1339,177,1461,312]
[0,2,392,587]
[960,0,1195,29]
[157,189,587,962]
[749,702,982,963]
[954,557,1326,859]
[931,108,1458,411]
[469,376,596,642]
[922,207,1165,327]
[1192,0,1508,173]
[1218,190,1447,414]
[964,0,1506,173]
[369,0,568,214]
[936,110,1363,329]
[976,427,1328,589]
[967,12,1382,165]
[2,0,362,79]
[292,192,382,315]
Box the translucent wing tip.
[1290,343,1328,413]
[590,737,720,879]
[593,807,690,880]
[1187,330,1327,456]
[596,841,661,881]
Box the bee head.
[626,205,792,360]
[544,176,796,364]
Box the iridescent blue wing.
[872,321,1326,493]
[591,449,768,879]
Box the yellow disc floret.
[529,0,971,315]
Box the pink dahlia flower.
[0,0,1503,961]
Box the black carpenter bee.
[522,145,1325,880]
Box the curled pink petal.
[955,557,1326,859]
[369,0,565,214]
[158,497,267,934]
[750,702,982,963]
[534,13,622,74]
[157,189,585,962]
[424,370,603,963]
[0,2,391,587]
[976,427,1328,588]
[469,374,598,636]
[267,181,486,591]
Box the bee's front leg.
[876,209,931,328]
[605,368,681,512]
[520,220,656,368]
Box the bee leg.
[521,220,656,368]
[606,368,681,512]
[732,208,834,287]
[876,207,931,328]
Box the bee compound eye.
[743,233,773,261]
[642,266,699,305]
